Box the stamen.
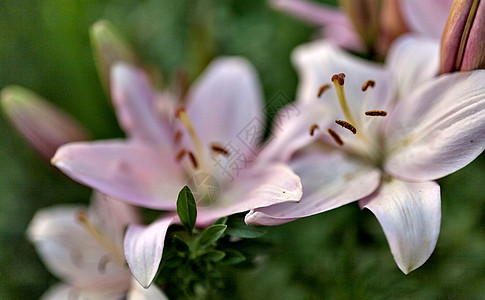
[211,144,230,156]
[361,80,375,91]
[77,211,124,263]
[175,149,186,162]
[187,151,199,169]
[327,128,344,146]
[317,84,331,97]
[331,73,345,85]
[335,120,357,134]
[331,73,357,126]
[175,107,206,169]
[173,130,183,145]
[309,123,319,136]
[97,255,111,273]
[365,110,387,116]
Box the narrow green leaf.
[223,249,246,265]
[173,235,190,253]
[197,224,227,249]
[177,186,197,233]
[214,217,228,225]
[201,250,226,262]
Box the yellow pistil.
[331,73,358,127]
[77,210,125,263]
[175,107,206,170]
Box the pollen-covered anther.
[361,80,375,91]
[309,123,319,136]
[211,144,230,156]
[188,151,198,169]
[77,210,89,223]
[173,130,183,144]
[175,149,187,162]
[365,110,387,116]
[327,128,344,146]
[335,120,357,134]
[317,84,331,97]
[174,106,186,118]
[331,73,346,85]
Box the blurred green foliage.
[0,0,484,299]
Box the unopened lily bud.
[90,20,139,94]
[1,86,89,161]
[440,0,485,73]
[340,0,382,55]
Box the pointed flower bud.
[440,0,485,73]
[1,86,89,161]
[90,20,139,94]
[340,0,382,53]
[339,0,408,58]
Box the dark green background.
[1,0,484,299]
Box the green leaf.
[173,235,190,253]
[214,217,228,225]
[201,250,226,262]
[226,217,267,238]
[223,249,246,265]
[197,224,227,249]
[177,186,197,233]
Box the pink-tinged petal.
[127,278,168,300]
[385,70,485,181]
[386,35,440,98]
[27,205,131,291]
[271,0,348,26]
[292,41,394,122]
[40,283,126,300]
[124,217,174,288]
[320,23,364,52]
[196,163,303,225]
[52,141,185,209]
[400,0,453,39]
[245,151,380,225]
[360,180,441,274]
[258,100,331,162]
[111,63,173,146]
[88,193,141,249]
[186,57,264,158]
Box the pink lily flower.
[247,35,485,274]
[27,193,167,299]
[271,0,453,53]
[52,58,302,287]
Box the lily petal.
[258,100,331,162]
[111,63,173,146]
[40,283,126,300]
[360,179,441,274]
[127,278,168,300]
[124,217,174,288]
[27,205,131,290]
[186,57,264,158]
[52,141,185,209]
[385,70,485,181]
[271,0,348,26]
[292,41,394,122]
[386,35,440,98]
[88,192,141,249]
[245,151,380,225]
[400,0,453,39]
[270,0,362,51]
[196,163,303,225]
